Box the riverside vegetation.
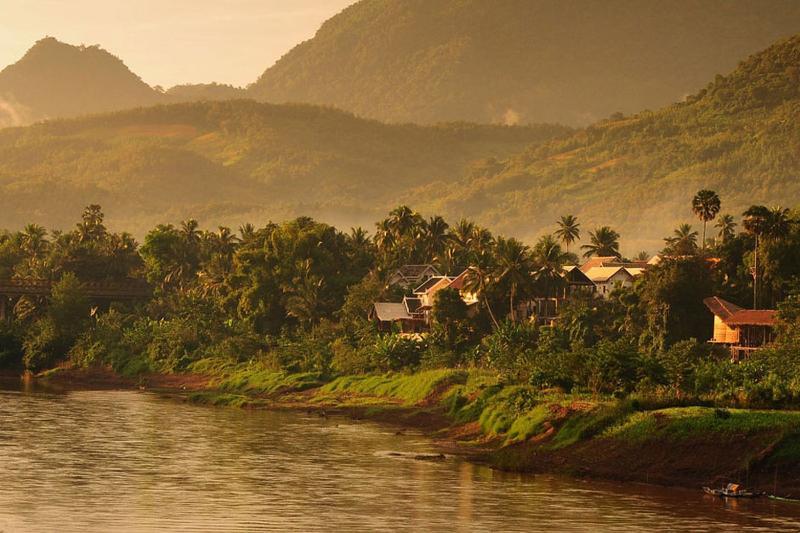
[2,198,800,492]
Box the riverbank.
[27,365,800,498]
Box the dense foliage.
[2,198,799,409]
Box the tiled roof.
[446,270,469,290]
[394,264,439,278]
[724,310,777,327]
[579,256,620,273]
[703,297,776,326]
[585,266,631,283]
[372,302,412,322]
[413,275,447,294]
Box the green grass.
[320,369,468,405]
[189,358,328,396]
[603,407,800,442]
[506,405,552,442]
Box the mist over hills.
[417,34,800,252]
[0,100,567,236]
[249,0,800,126]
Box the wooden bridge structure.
[0,278,151,321]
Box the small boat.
[703,483,762,498]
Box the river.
[1,383,800,532]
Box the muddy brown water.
[1,381,800,532]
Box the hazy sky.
[0,0,356,88]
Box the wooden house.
[703,296,777,361]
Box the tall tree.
[743,205,771,309]
[493,237,534,321]
[581,227,621,259]
[663,223,698,256]
[555,215,581,252]
[715,214,737,244]
[691,190,721,250]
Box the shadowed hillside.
[419,35,800,252]
[249,0,800,126]
[0,38,164,127]
[0,100,568,235]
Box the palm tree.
[77,204,107,243]
[493,237,534,321]
[421,215,449,263]
[238,223,256,244]
[21,224,48,259]
[663,224,698,256]
[581,226,621,259]
[180,219,201,245]
[715,214,737,244]
[532,234,571,297]
[634,251,650,262]
[348,227,370,248]
[766,207,792,241]
[285,260,326,328]
[463,263,499,329]
[446,218,476,267]
[388,205,419,238]
[743,205,771,309]
[555,215,581,252]
[692,190,721,250]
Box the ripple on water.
[1,388,800,532]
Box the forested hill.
[418,35,800,252]
[0,38,163,127]
[248,0,800,127]
[0,100,568,235]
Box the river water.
[1,383,800,532]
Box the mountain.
[416,34,800,252]
[0,100,568,235]
[3,34,800,251]
[165,83,247,102]
[249,0,800,127]
[0,38,164,127]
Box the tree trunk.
[702,220,707,251]
[509,285,516,322]
[753,235,759,310]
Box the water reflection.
[0,386,799,532]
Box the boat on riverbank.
[703,483,762,498]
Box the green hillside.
[420,35,800,252]
[0,100,567,235]
[0,38,163,127]
[249,0,800,126]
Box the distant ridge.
[249,0,800,126]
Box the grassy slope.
[421,35,800,253]
[184,364,800,494]
[0,100,567,235]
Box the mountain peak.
[0,37,163,127]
